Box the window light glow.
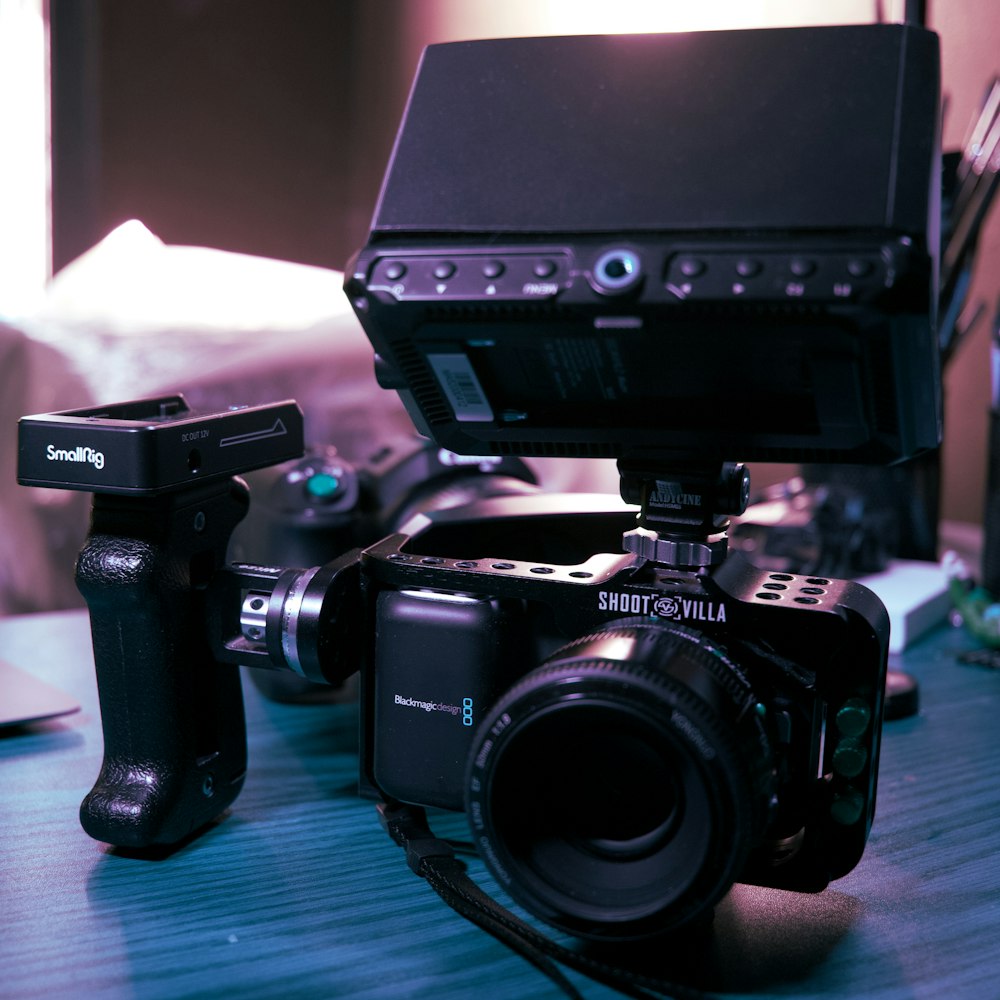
[0,0,48,320]
[419,0,879,43]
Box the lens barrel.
[466,620,775,940]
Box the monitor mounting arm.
[618,460,751,569]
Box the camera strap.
[376,800,715,1000]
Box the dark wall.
[50,0,414,273]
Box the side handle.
[75,479,250,848]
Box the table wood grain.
[1,610,998,999]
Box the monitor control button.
[847,258,874,278]
[677,257,706,278]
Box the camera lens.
[591,248,642,294]
[466,621,775,941]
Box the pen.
[992,294,1000,409]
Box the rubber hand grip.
[76,480,250,848]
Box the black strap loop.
[376,800,716,1000]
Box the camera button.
[832,739,868,778]
[304,473,342,502]
[384,261,407,281]
[830,789,866,826]
[789,258,816,277]
[836,698,872,737]
[533,259,557,278]
[677,256,706,278]
[482,260,505,279]
[433,262,456,280]
[735,258,762,278]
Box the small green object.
[949,575,1000,648]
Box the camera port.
[591,248,642,295]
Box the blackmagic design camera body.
[358,513,889,940]
[17,24,940,944]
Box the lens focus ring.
[465,621,775,941]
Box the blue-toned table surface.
[1,610,998,1000]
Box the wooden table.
[2,610,998,999]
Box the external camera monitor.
[346,25,942,467]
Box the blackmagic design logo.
[598,591,727,623]
[393,694,462,717]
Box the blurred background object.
[1,0,998,615]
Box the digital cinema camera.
[19,25,941,943]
